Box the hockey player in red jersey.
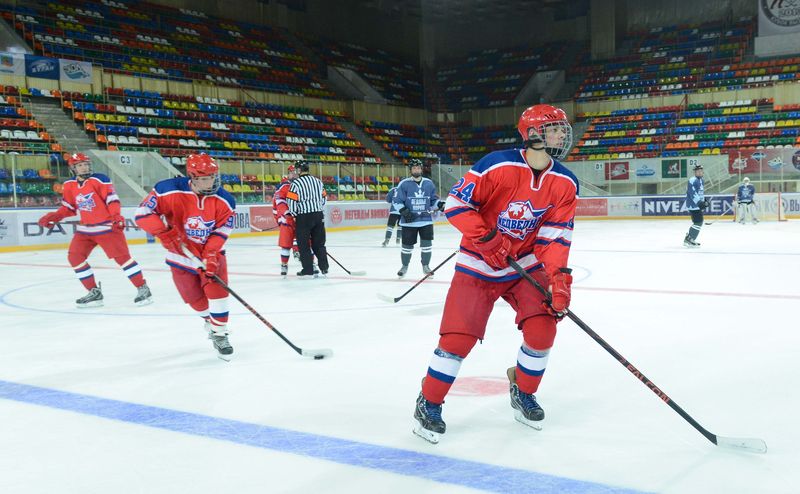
[135,153,237,360]
[273,165,300,276]
[412,104,578,443]
[37,152,152,308]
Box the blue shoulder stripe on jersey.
[92,173,112,183]
[152,177,236,210]
[470,149,524,174]
[154,177,193,194]
[444,207,472,219]
[551,160,580,194]
[214,189,236,210]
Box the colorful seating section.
[0,165,61,207]
[215,171,400,204]
[358,120,449,163]
[2,0,334,98]
[427,42,570,111]
[357,119,524,166]
[61,87,378,166]
[0,87,61,155]
[0,87,62,207]
[431,123,518,164]
[570,99,800,160]
[574,19,800,101]
[302,36,423,108]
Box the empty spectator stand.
[0,87,62,156]
[358,120,448,165]
[573,19,778,102]
[569,106,680,160]
[301,35,423,108]
[59,88,378,167]
[427,42,570,112]
[568,99,800,161]
[429,122,518,165]
[1,0,334,98]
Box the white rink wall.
[1,194,798,250]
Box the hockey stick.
[182,245,333,360]
[704,203,734,225]
[326,251,366,276]
[507,258,767,453]
[250,223,280,232]
[377,250,457,303]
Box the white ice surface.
[1,219,798,493]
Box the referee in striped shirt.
[286,160,329,277]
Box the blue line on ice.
[0,380,646,494]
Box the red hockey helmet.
[66,152,92,178]
[286,164,298,177]
[517,104,573,160]
[185,153,220,195]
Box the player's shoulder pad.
[470,148,525,174]
[551,160,580,193]
[153,176,192,195]
[213,187,236,210]
[91,173,112,183]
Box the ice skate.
[208,326,233,361]
[297,269,320,279]
[280,263,288,276]
[422,265,433,277]
[683,235,700,248]
[397,265,408,278]
[76,285,103,308]
[134,283,153,306]
[396,236,401,245]
[381,238,389,247]
[507,367,544,430]
[413,392,446,444]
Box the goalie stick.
[377,250,457,303]
[705,203,735,225]
[182,245,333,360]
[507,257,767,453]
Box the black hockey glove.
[399,207,415,223]
[697,199,709,210]
[437,200,446,212]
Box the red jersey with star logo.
[59,174,121,235]
[135,177,236,273]
[272,180,292,218]
[444,148,578,282]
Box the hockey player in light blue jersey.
[382,186,402,247]
[393,159,445,277]
[683,163,708,248]
[736,177,758,224]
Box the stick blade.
[716,435,767,454]
[348,270,367,276]
[377,293,398,303]
[301,348,334,360]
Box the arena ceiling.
[355,0,573,23]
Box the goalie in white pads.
[736,177,758,224]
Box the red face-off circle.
[449,376,508,397]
